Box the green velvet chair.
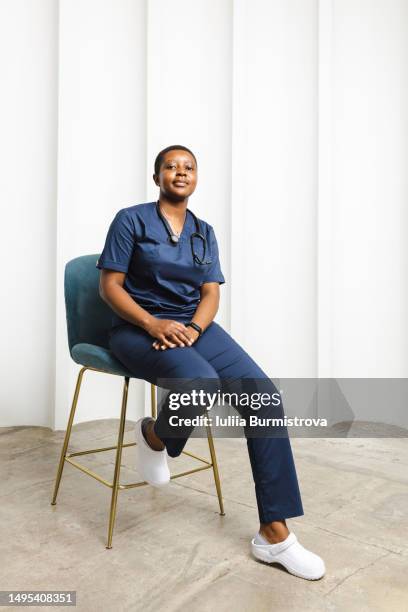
[51,254,224,549]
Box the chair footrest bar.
[67,444,211,465]
[180,449,212,465]
[65,453,213,490]
[68,442,136,458]
[119,463,212,489]
[65,457,113,488]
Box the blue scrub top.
[96,201,225,328]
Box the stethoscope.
[155,200,212,265]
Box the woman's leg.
[109,322,325,579]
[110,322,303,525]
[191,322,304,534]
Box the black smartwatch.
[186,321,203,336]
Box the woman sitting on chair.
[96,144,325,581]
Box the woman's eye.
[166,164,193,171]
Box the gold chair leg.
[106,376,129,549]
[51,366,87,505]
[206,425,225,516]
[150,383,157,419]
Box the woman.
[96,144,325,580]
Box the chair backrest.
[65,254,113,353]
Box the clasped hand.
[146,318,200,351]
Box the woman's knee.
[108,325,156,377]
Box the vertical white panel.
[55,0,147,429]
[230,0,248,337]
[145,0,233,327]
[0,0,58,426]
[317,0,334,378]
[332,0,408,375]
[231,0,318,376]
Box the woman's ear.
[153,173,159,186]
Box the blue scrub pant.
[109,320,304,524]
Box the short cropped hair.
[154,145,197,175]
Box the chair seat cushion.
[71,343,135,377]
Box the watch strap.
[187,321,202,336]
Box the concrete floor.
[1,420,408,612]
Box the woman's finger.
[177,330,193,345]
[153,338,173,351]
[173,330,193,346]
[159,335,176,349]
[173,324,192,340]
[168,324,192,344]
[168,334,184,346]
[169,332,187,347]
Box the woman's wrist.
[186,321,203,336]
[139,313,156,334]
[185,326,200,342]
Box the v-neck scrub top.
[96,201,225,329]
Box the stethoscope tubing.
[155,201,212,265]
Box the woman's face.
[154,149,197,200]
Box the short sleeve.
[96,208,136,273]
[201,225,225,285]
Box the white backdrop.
[1,0,407,429]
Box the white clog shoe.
[251,532,325,580]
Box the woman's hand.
[145,318,193,350]
[152,325,200,351]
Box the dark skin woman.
[98,146,325,579]
[100,148,288,544]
